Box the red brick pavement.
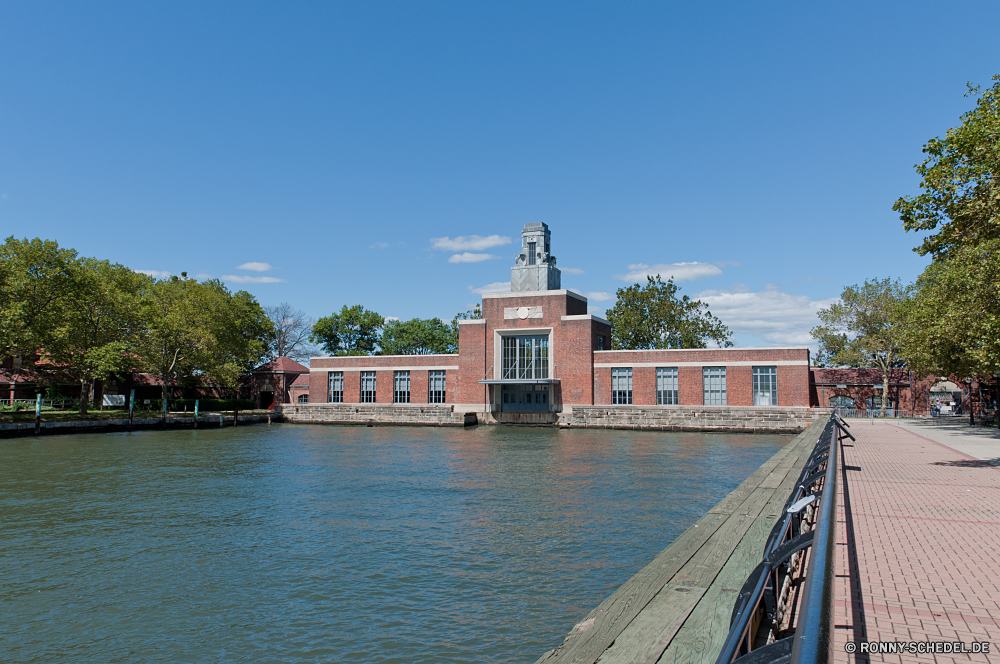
[834,422,1000,663]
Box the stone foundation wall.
[277,403,468,427]
[565,405,828,433]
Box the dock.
[535,420,824,664]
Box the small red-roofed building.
[251,357,309,408]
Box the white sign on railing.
[102,394,126,406]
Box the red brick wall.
[679,366,702,404]
[778,364,810,407]
[456,322,487,405]
[411,370,428,404]
[591,348,811,407]
[727,366,752,406]
[555,317,609,405]
[344,371,360,404]
[310,372,328,403]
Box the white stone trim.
[456,319,486,325]
[310,353,458,360]
[482,289,587,302]
[561,314,610,325]
[593,360,809,368]
[505,306,543,319]
[310,365,459,372]
[592,347,810,353]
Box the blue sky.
[2,2,998,348]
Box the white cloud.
[431,235,511,251]
[587,305,607,316]
[695,288,838,346]
[585,291,616,302]
[195,273,212,280]
[448,252,497,263]
[222,275,287,284]
[469,282,510,295]
[370,242,390,249]
[561,267,585,275]
[136,269,172,279]
[617,262,723,283]
[236,262,273,272]
[385,316,400,322]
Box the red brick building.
[305,223,813,422]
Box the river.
[0,424,788,663]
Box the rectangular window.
[752,366,778,406]
[297,394,309,404]
[428,370,446,403]
[703,367,727,405]
[328,371,343,403]
[501,335,549,380]
[612,367,633,405]
[527,241,536,265]
[394,371,410,403]
[597,335,606,351]
[656,367,679,405]
[360,371,376,403]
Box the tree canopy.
[605,276,732,350]
[379,318,457,355]
[1,236,275,412]
[311,305,384,356]
[811,278,912,415]
[892,74,1000,391]
[894,76,1000,259]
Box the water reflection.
[0,424,788,663]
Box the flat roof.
[482,289,587,302]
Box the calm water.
[0,424,788,663]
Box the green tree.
[606,276,732,350]
[810,278,913,416]
[44,258,151,414]
[380,318,457,355]
[453,303,482,321]
[894,76,1000,259]
[0,236,78,359]
[311,305,384,356]
[901,239,1000,384]
[893,74,1000,423]
[137,277,273,404]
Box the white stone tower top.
[511,222,561,292]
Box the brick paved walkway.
[834,422,1000,663]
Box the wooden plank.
[668,487,772,588]
[595,584,708,664]
[658,428,821,664]
[535,423,824,664]
[657,585,740,664]
[705,438,801,515]
[534,511,728,664]
[659,504,785,663]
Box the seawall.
[0,413,273,438]
[278,403,826,432]
[277,403,470,427]
[564,405,824,433]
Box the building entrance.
[500,384,550,411]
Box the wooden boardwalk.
[535,422,824,664]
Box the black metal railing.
[715,414,853,664]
